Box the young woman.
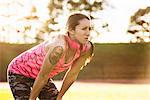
[7,13,94,100]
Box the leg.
[38,79,59,100]
[7,72,34,100]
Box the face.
[70,18,91,44]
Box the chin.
[78,39,88,45]
[82,41,88,44]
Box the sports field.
[0,81,150,100]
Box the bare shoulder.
[81,41,94,57]
[87,41,93,50]
[45,35,66,53]
[86,41,94,56]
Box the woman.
[7,13,94,100]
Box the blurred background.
[0,0,150,82]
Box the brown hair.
[66,13,90,31]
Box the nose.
[86,32,90,36]
[86,29,90,36]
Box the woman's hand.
[29,98,36,100]
[56,95,62,100]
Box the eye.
[82,27,87,30]
[82,27,91,30]
[89,27,92,30]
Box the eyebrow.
[76,23,90,29]
[81,26,91,29]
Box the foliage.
[128,7,150,43]
[45,0,106,42]
[0,0,149,43]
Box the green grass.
[0,88,13,100]
[1,81,150,100]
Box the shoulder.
[88,41,94,55]
[87,41,94,52]
[81,41,94,57]
[45,35,66,53]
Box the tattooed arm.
[29,39,65,100]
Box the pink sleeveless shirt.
[8,35,90,79]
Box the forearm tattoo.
[49,46,63,65]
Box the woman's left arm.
[57,42,94,99]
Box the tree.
[0,0,108,43]
[128,7,150,43]
[45,0,107,42]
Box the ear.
[68,29,75,35]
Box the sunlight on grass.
[0,82,150,100]
[63,82,150,100]
[0,89,13,100]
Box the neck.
[68,33,82,45]
[65,35,81,50]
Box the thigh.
[38,79,59,100]
[8,72,34,100]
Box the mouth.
[85,37,89,40]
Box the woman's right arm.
[29,42,65,100]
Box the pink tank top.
[8,35,90,79]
